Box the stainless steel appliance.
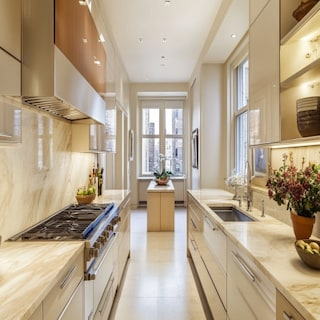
[10,202,120,320]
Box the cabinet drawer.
[43,253,84,320]
[276,290,304,320]
[188,235,227,320]
[227,239,275,320]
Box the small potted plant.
[266,152,320,239]
[153,154,173,185]
[153,169,173,185]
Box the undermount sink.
[209,206,255,222]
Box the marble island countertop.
[188,189,320,320]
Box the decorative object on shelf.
[225,169,246,200]
[266,152,320,239]
[296,96,320,137]
[192,128,199,169]
[153,153,173,185]
[295,239,320,269]
[292,0,319,22]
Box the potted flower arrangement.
[266,152,320,239]
[153,154,173,185]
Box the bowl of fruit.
[295,239,320,270]
[76,186,96,204]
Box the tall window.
[140,100,184,176]
[234,58,249,175]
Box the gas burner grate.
[14,202,116,241]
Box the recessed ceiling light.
[161,55,165,59]
[231,34,237,38]
[138,37,144,43]
[79,0,86,6]
[162,37,167,43]
[82,38,88,43]
[164,0,171,6]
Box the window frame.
[139,99,185,177]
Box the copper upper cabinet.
[55,0,106,94]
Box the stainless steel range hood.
[19,0,105,125]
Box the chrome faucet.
[261,199,265,218]
[246,191,252,212]
[238,196,242,208]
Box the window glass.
[234,57,248,176]
[142,108,159,135]
[141,138,160,175]
[165,138,183,175]
[165,108,183,135]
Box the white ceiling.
[96,0,249,83]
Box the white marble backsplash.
[0,97,95,241]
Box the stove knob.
[90,247,99,258]
[94,241,101,249]
[99,236,106,245]
[103,230,109,237]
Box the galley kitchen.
[1,0,320,320]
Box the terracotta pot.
[156,178,168,185]
[290,211,315,240]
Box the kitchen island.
[188,189,320,320]
[147,180,175,231]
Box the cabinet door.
[147,193,161,231]
[55,0,106,94]
[0,0,21,60]
[59,281,84,320]
[160,192,174,231]
[249,0,280,145]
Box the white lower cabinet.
[43,252,84,320]
[187,195,227,319]
[227,239,276,320]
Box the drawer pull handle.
[60,265,78,290]
[191,239,198,250]
[232,251,255,282]
[282,311,293,320]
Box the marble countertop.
[0,189,130,320]
[188,189,320,320]
[0,241,84,320]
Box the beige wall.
[0,97,95,241]
[189,63,227,190]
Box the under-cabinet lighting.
[271,140,320,149]
[79,0,86,6]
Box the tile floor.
[109,207,209,320]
